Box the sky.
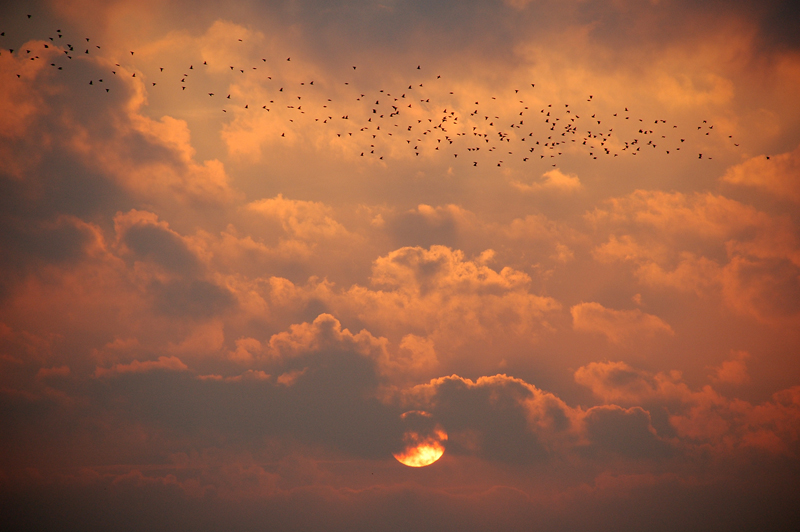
[1,0,800,529]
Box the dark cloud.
[419,375,564,463]
[122,223,200,273]
[152,279,235,318]
[759,0,800,49]
[0,216,95,268]
[126,357,394,456]
[2,455,800,532]
[386,208,459,249]
[582,405,673,459]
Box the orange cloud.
[710,350,751,385]
[268,313,387,360]
[511,168,582,193]
[722,144,800,203]
[246,194,350,241]
[327,246,561,370]
[94,355,188,377]
[575,360,800,456]
[589,190,800,322]
[574,361,690,405]
[571,302,674,344]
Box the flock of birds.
[3,13,745,170]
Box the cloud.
[246,194,349,241]
[327,246,561,371]
[0,322,59,366]
[227,337,262,364]
[265,313,437,380]
[385,204,476,249]
[589,190,800,321]
[0,41,235,208]
[94,355,188,377]
[268,313,387,360]
[574,360,690,405]
[721,254,800,323]
[114,210,203,274]
[511,169,582,193]
[36,365,71,379]
[395,334,439,376]
[575,360,800,456]
[198,369,271,383]
[581,405,672,459]
[571,302,674,344]
[710,350,751,384]
[722,144,800,202]
[405,373,580,463]
[586,190,770,240]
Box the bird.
[5,23,725,171]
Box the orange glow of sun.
[393,411,448,467]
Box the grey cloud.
[420,375,557,463]
[582,405,673,459]
[0,216,94,268]
[152,279,235,318]
[1,348,399,470]
[3,454,800,532]
[385,209,459,249]
[122,224,201,273]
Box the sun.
[393,411,448,467]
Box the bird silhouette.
[8,18,734,170]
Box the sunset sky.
[2,0,800,529]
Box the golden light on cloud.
[393,410,448,467]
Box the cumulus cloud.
[246,194,349,241]
[327,246,561,370]
[575,360,800,456]
[589,190,800,322]
[268,313,387,360]
[404,373,580,462]
[571,302,674,344]
[259,313,438,380]
[511,169,582,193]
[574,360,689,405]
[403,372,680,462]
[0,41,234,208]
[114,210,204,273]
[385,204,477,249]
[710,350,751,384]
[581,405,672,459]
